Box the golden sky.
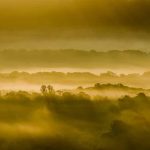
[0,0,149,29]
[0,0,150,50]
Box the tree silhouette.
[47,85,55,94]
[40,85,47,94]
[94,83,101,88]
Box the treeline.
[0,91,150,150]
[1,71,150,88]
[83,83,149,96]
[0,49,149,68]
[39,83,150,98]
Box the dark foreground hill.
[0,91,149,150]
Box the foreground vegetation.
[0,90,150,150]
